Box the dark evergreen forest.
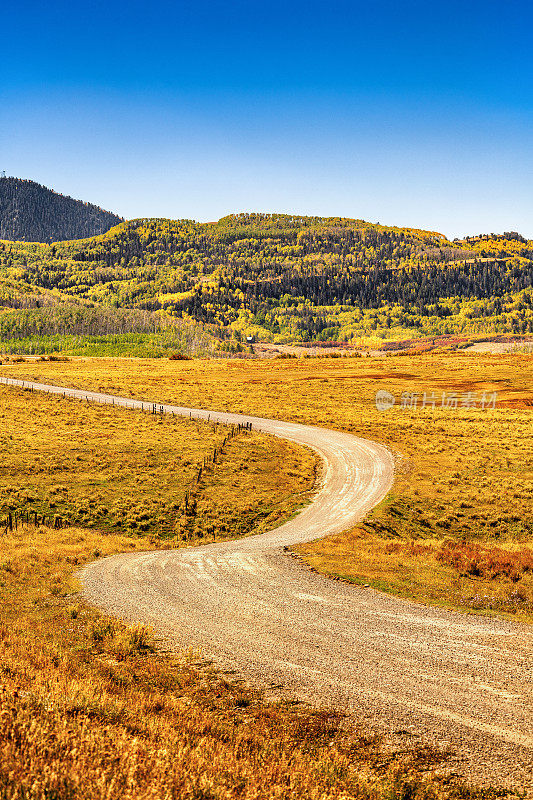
[0,178,123,243]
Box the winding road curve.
[4,375,533,789]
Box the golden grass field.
[5,520,483,800]
[6,523,504,800]
[0,378,500,799]
[0,352,531,798]
[0,384,317,544]
[3,351,532,620]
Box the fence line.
[0,376,253,534]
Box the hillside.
[0,213,532,352]
[0,177,123,243]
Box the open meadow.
[0,382,317,545]
[3,350,532,621]
[0,352,531,798]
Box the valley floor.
[0,350,531,797]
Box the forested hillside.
[0,212,532,352]
[0,177,123,243]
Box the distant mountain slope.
[0,177,123,243]
[0,213,531,341]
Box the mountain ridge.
[0,185,531,351]
[0,214,531,346]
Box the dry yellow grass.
[0,521,512,799]
[0,383,317,544]
[0,355,529,797]
[3,352,531,620]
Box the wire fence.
[0,376,253,535]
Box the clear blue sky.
[2,0,532,238]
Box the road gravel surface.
[3,375,532,791]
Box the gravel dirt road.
[4,375,532,791]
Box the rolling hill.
[0,210,531,353]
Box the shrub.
[88,619,116,642]
[114,624,155,656]
[437,540,533,581]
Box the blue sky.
[2,0,532,237]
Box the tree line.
[1,214,532,341]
